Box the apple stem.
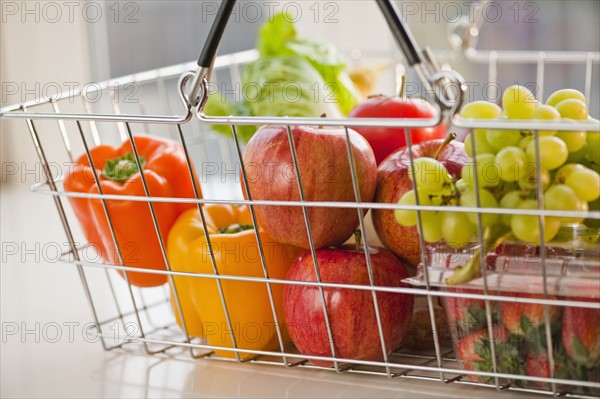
[319,113,327,129]
[397,63,406,99]
[354,230,362,252]
[433,132,457,161]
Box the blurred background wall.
[2,0,599,185]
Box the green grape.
[502,85,538,119]
[511,200,561,244]
[499,191,525,226]
[460,188,500,227]
[587,131,600,166]
[518,135,533,151]
[556,119,587,152]
[554,163,587,184]
[531,104,561,136]
[496,146,528,182]
[460,100,502,152]
[544,184,588,223]
[525,136,568,170]
[555,99,589,120]
[566,143,588,163]
[546,89,586,107]
[518,166,550,191]
[455,178,469,193]
[441,212,476,249]
[460,101,502,119]
[464,131,497,157]
[584,197,600,228]
[461,154,500,188]
[566,168,600,202]
[486,127,522,150]
[557,131,587,153]
[409,157,452,193]
[419,211,444,243]
[394,190,433,227]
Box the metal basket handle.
[185,0,465,114]
[186,0,236,107]
[376,0,423,67]
[376,0,466,114]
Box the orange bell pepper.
[64,134,201,287]
[166,204,301,358]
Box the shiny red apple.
[372,139,468,273]
[242,124,377,249]
[284,245,413,367]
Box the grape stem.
[445,229,512,286]
[433,132,457,161]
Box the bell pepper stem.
[102,152,146,183]
[218,224,254,234]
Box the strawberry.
[501,293,561,345]
[456,325,521,383]
[524,352,552,386]
[562,297,600,369]
[445,288,490,338]
[522,350,581,389]
[523,351,571,386]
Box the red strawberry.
[523,351,572,389]
[517,349,598,392]
[562,297,600,369]
[524,352,551,384]
[501,293,561,339]
[456,325,520,383]
[445,288,489,337]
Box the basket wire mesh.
[1,1,600,398]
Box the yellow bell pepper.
[166,204,300,359]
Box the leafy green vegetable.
[202,12,359,143]
[243,56,342,119]
[203,92,257,143]
[257,12,297,57]
[256,13,361,115]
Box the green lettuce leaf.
[204,12,359,143]
[256,13,360,115]
[243,56,342,118]
[258,12,297,57]
[203,93,257,143]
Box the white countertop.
[1,184,538,398]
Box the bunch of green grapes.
[393,157,456,244]
[394,86,600,249]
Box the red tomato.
[348,96,446,164]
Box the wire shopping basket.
[1,0,599,397]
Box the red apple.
[242,124,377,249]
[372,139,468,273]
[284,245,413,367]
